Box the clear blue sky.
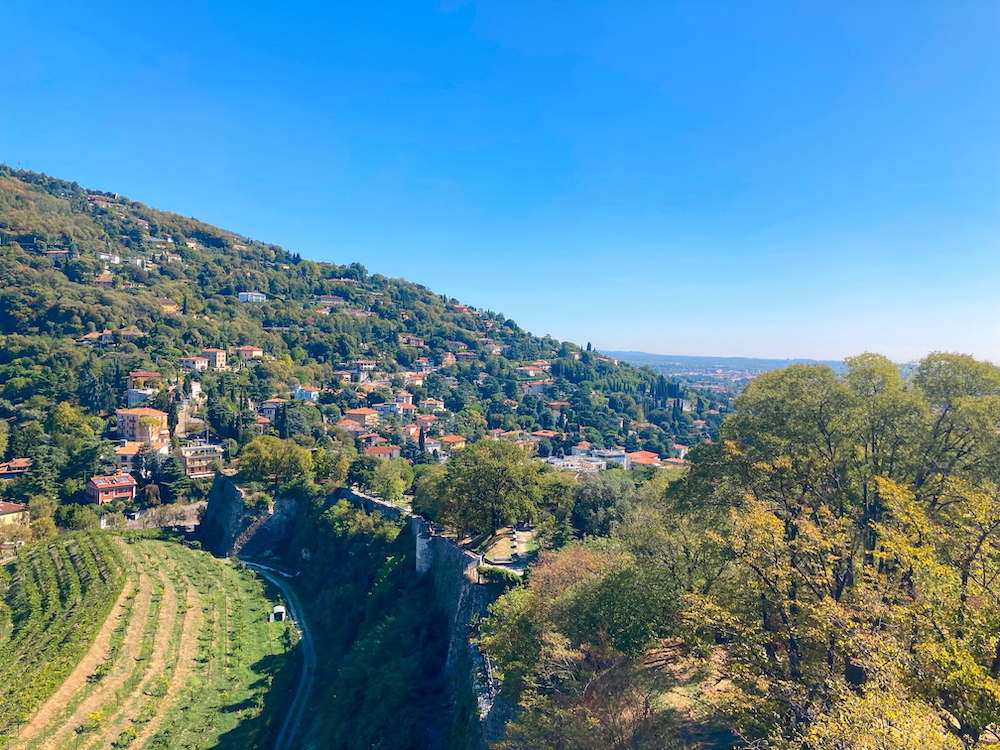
[2,2,998,362]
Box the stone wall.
[199,474,298,559]
[341,489,515,749]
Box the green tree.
[27,494,56,520]
[447,439,541,535]
[371,459,408,505]
[570,472,635,537]
[54,503,99,530]
[31,516,57,540]
[155,455,190,504]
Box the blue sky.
[2,2,997,361]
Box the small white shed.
[270,605,286,622]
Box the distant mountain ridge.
[602,350,844,374]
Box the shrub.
[478,565,523,590]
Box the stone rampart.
[341,488,514,749]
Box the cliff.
[342,489,516,749]
[198,473,299,559]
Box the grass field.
[1,531,298,750]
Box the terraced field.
[0,532,126,737]
[1,531,298,750]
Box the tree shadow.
[207,642,302,750]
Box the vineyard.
[0,532,126,736]
[0,531,299,750]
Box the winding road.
[243,561,316,750]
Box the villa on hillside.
[230,345,264,361]
[258,399,286,422]
[86,474,137,505]
[115,440,170,474]
[116,408,170,442]
[174,443,224,478]
[344,408,379,428]
[439,435,467,453]
[200,348,227,369]
[180,356,209,372]
[365,445,402,460]
[0,458,32,478]
[0,502,28,525]
[158,298,180,314]
[295,385,320,402]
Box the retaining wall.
[341,489,515,748]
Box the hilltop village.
[0,168,724,536]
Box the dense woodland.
[482,354,1000,749]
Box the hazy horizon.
[3,2,997,361]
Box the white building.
[374,401,399,419]
[180,356,209,372]
[127,388,158,407]
[294,386,320,403]
[238,291,267,303]
[258,398,286,422]
[590,449,629,470]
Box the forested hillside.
[482,354,1000,749]
[4,167,999,750]
[0,167,721,523]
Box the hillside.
[2,168,1000,750]
[0,167,723,749]
[0,167,724,505]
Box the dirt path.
[84,542,192,749]
[28,544,160,750]
[515,528,532,557]
[18,539,147,747]
[126,549,203,749]
[244,562,315,750]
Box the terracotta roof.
[117,407,167,417]
[87,474,137,489]
[0,457,32,474]
[627,451,660,460]
[116,441,169,457]
[365,445,401,455]
[0,501,27,516]
[629,455,661,466]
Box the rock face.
[198,474,298,558]
[203,479,515,749]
